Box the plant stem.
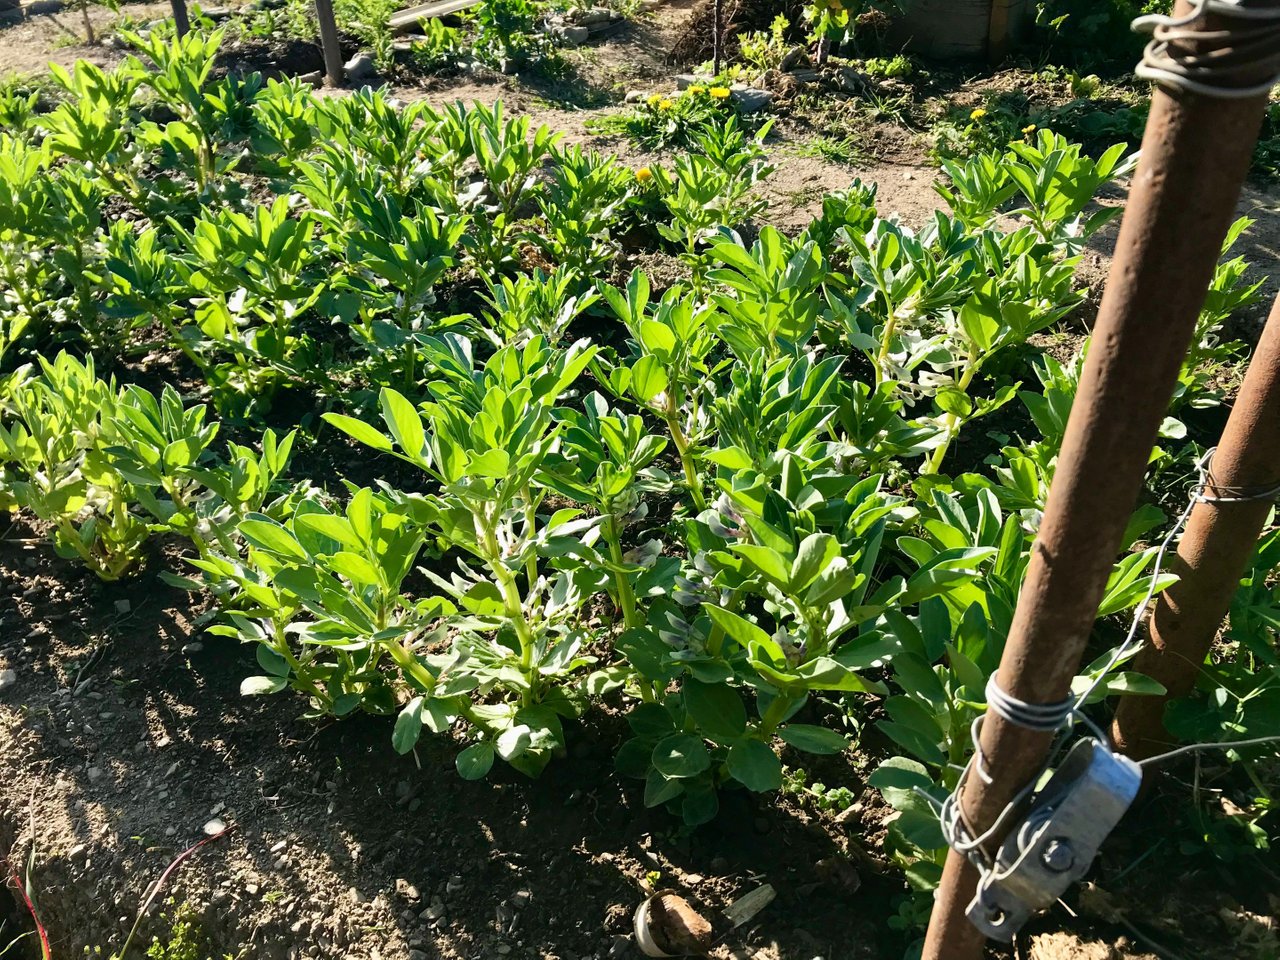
[483,517,540,707]
[758,694,795,739]
[605,515,639,629]
[921,355,979,476]
[663,406,707,512]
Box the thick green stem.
[873,305,900,386]
[664,410,707,512]
[605,515,639,629]
[758,694,795,739]
[483,518,540,707]
[921,356,978,476]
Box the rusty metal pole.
[921,4,1276,958]
[314,0,345,87]
[169,0,190,37]
[1112,296,1280,759]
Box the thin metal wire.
[1133,0,1280,99]
[1139,733,1280,765]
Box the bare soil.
[1,3,1279,959]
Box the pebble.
[270,840,288,854]
[396,879,421,900]
[203,818,227,836]
[344,52,376,79]
[68,843,87,861]
[87,766,103,783]
[446,876,463,894]
[245,882,260,896]
[348,887,365,904]
[510,890,531,909]
[0,669,15,693]
[497,945,511,956]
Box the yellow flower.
[1022,123,1037,134]
[688,85,706,96]
[635,166,653,183]
[709,86,731,99]
[646,93,662,107]
[659,99,674,110]
[970,107,987,121]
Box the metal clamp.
[966,738,1143,941]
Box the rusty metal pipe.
[921,5,1275,958]
[1112,294,1280,759]
[315,0,345,88]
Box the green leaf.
[778,724,849,755]
[683,679,748,744]
[790,533,839,592]
[456,742,495,779]
[239,516,308,561]
[240,675,287,696]
[393,697,425,754]
[651,734,711,779]
[644,769,685,807]
[703,603,773,651]
[380,388,427,463]
[322,412,394,453]
[727,738,782,792]
[630,355,669,403]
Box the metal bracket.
[966,738,1143,941]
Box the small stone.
[497,945,511,956]
[561,25,590,44]
[780,45,807,71]
[114,599,131,615]
[210,802,225,815]
[203,818,227,836]
[68,844,87,861]
[245,882,260,896]
[87,766,104,783]
[674,73,705,90]
[270,840,288,854]
[624,89,646,103]
[0,669,15,693]
[446,876,463,894]
[201,5,231,18]
[165,826,176,838]
[297,70,324,87]
[344,52,376,79]
[510,890,531,909]
[423,901,446,922]
[396,879,421,901]
[685,874,704,885]
[730,88,773,114]
[348,887,365,904]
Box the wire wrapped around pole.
[1134,0,1280,98]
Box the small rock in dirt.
[624,90,646,103]
[298,70,324,86]
[203,818,227,836]
[780,45,807,71]
[87,766,104,783]
[730,88,772,114]
[201,5,231,18]
[684,874,703,885]
[510,890,532,909]
[561,25,590,45]
[348,887,366,904]
[446,876,463,894]
[165,826,177,838]
[68,844,87,861]
[674,73,705,90]
[0,669,16,693]
[396,879,421,901]
[344,53,377,79]
[270,840,288,854]
[114,599,131,615]
[244,882,260,896]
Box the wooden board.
[389,0,476,34]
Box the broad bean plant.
[3,28,1274,923]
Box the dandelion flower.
[646,93,662,107]
[709,86,731,99]
[1022,123,1037,134]
[635,166,653,183]
[688,85,706,95]
[659,99,675,110]
[969,107,987,120]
